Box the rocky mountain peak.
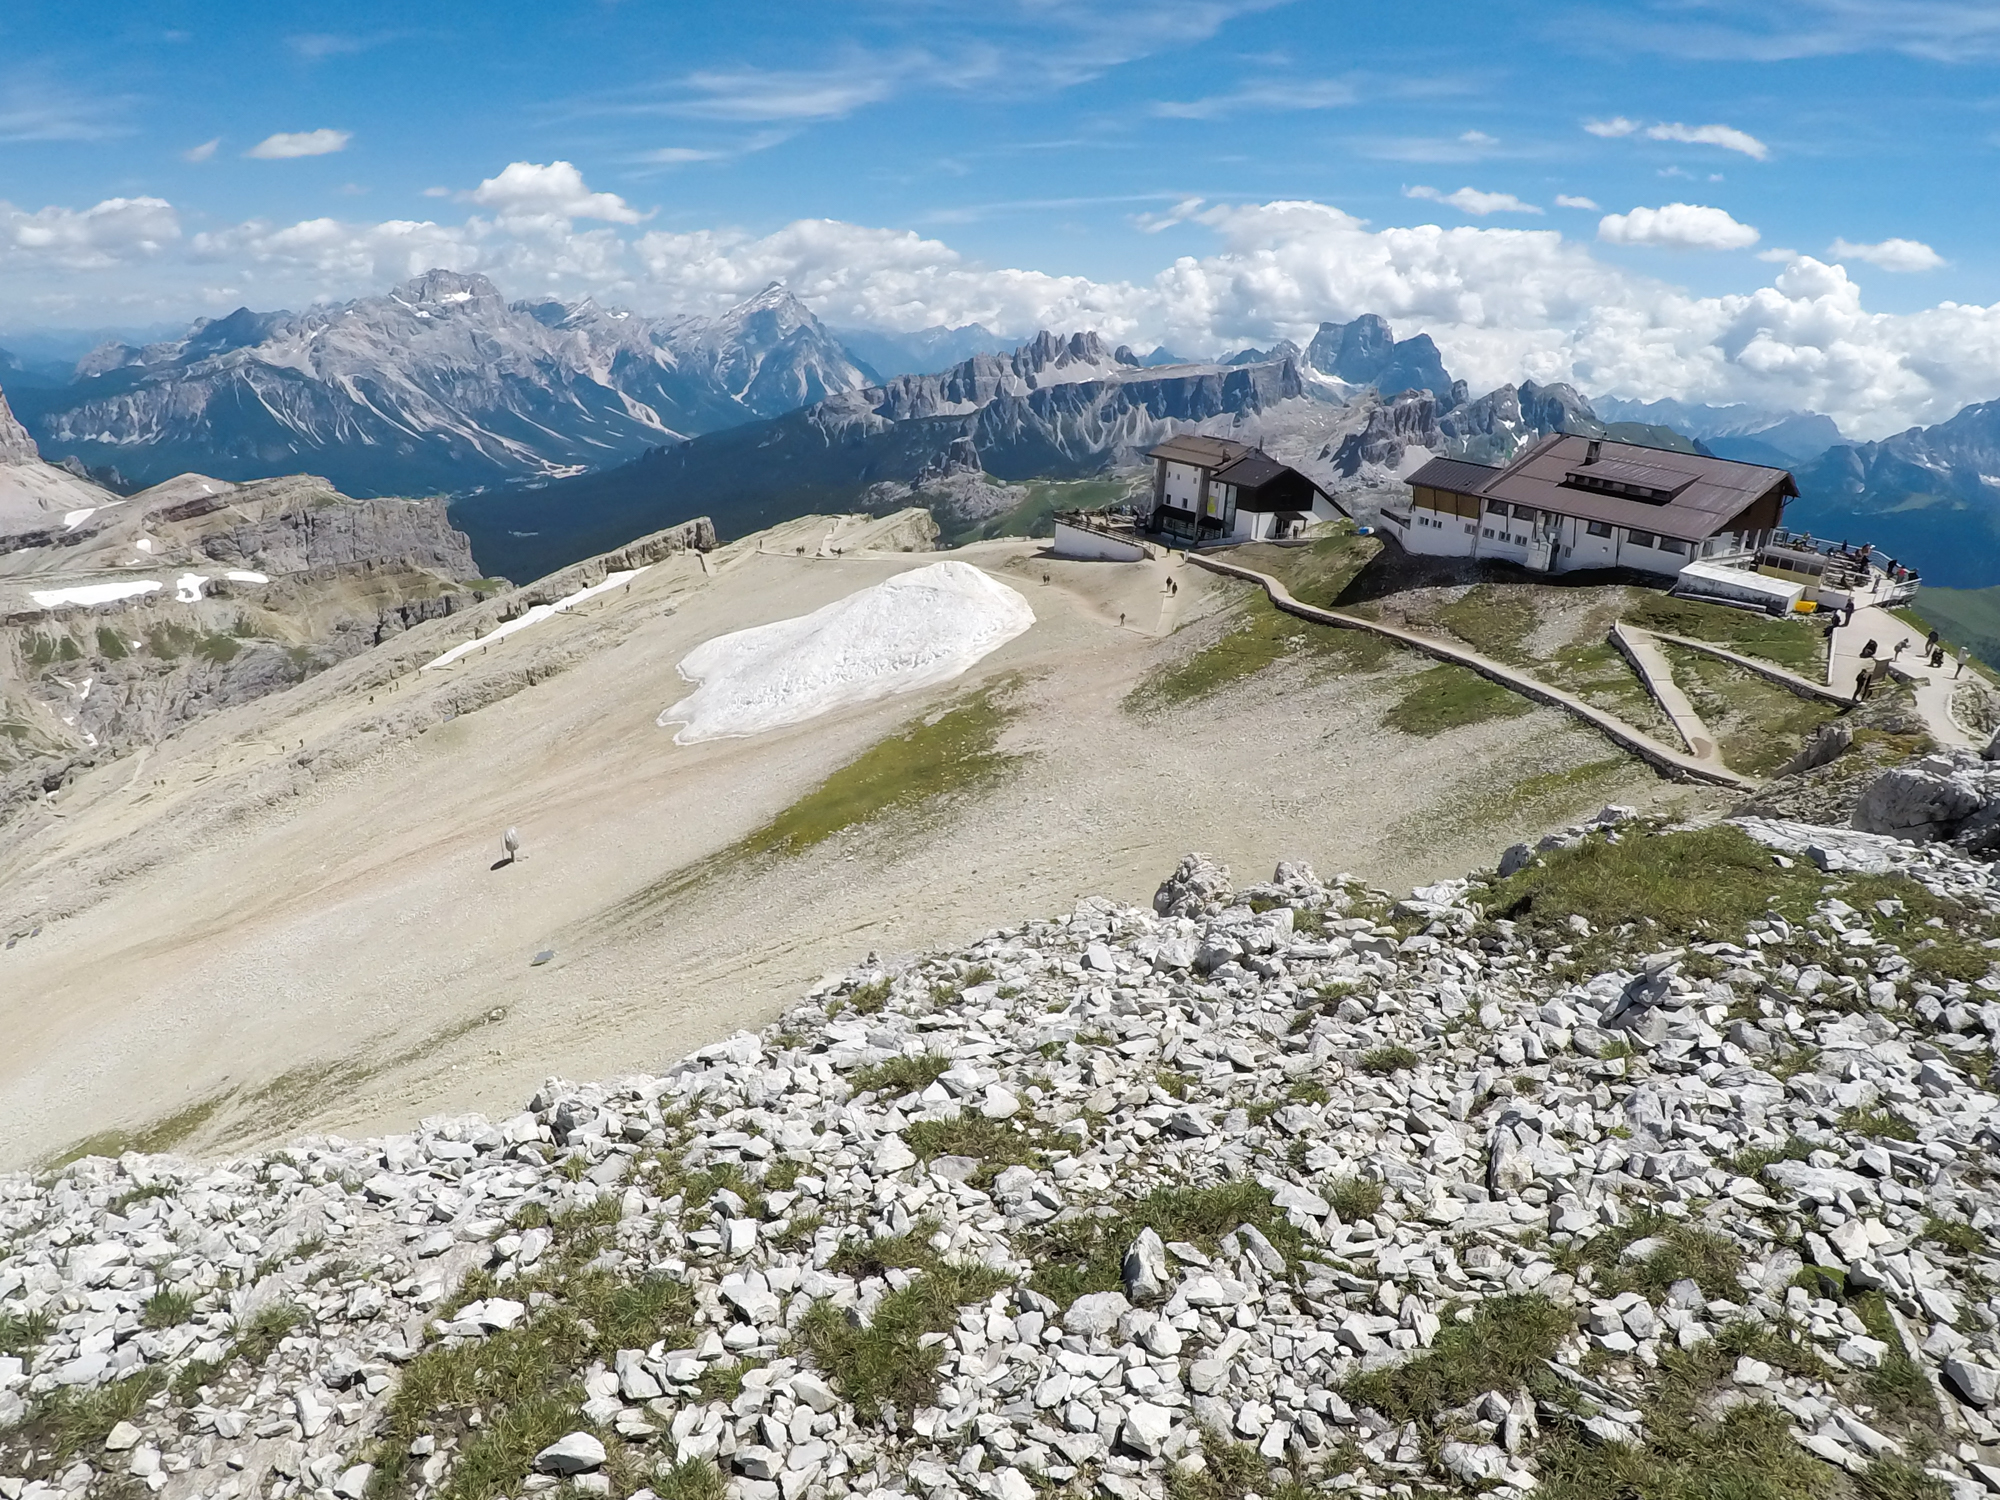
[0,387,40,465]
[392,268,505,310]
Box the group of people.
[1850,625,1970,700]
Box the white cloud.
[1644,120,1770,160]
[1,196,180,271]
[1584,117,1639,137]
[246,129,351,159]
[1459,130,1496,145]
[1756,246,1800,262]
[664,65,902,122]
[464,161,642,224]
[1828,236,1946,273]
[1151,78,1355,119]
[1598,203,1759,251]
[1133,197,1208,233]
[15,174,2000,444]
[1554,194,1600,210]
[182,138,219,163]
[1406,185,1543,216]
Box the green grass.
[368,1201,698,1500]
[233,1301,306,1365]
[1342,1294,1572,1425]
[1382,662,1533,736]
[844,1048,952,1096]
[195,633,241,664]
[653,1458,728,1500]
[1536,1340,1841,1500]
[1624,593,1825,673]
[45,1089,233,1168]
[94,627,129,660]
[1166,1424,1268,1500]
[741,680,1027,857]
[142,1288,197,1329]
[829,1219,943,1279]
[1022,1181,1305,1306]
[1231,527,1384,606]
[0,1308,54,1359]
[900,1117,1044,1187]
[12,1369,167,1467]
[1436,583,1543,664]
[1729,1135,1816,1177]
[799,1259,1013,1422]
[1921,1216,1986,1255]
[1662,643,1844,777]
[1840,1107,1918,1142]
[1324,1177,1384,1222]
[1358,1045,1420,1074]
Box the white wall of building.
[1161,461,1205,510]
[1052,520,1148,562]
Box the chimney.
[1584,439,1602,466]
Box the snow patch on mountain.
[659,561,1034,744]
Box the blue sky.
[2,0,1998,434]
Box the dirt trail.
[0,523,1714,1168]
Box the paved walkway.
[1187,553,1753,789]
[1827,579,1978,750]
[1608,623,1720,763]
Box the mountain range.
[4,274,871,498]
[10,269,2000,586]
[452,331,1310,580]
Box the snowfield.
[29,579,162,609]
[660,560,1035,743]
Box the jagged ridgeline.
[4,815,1999,1500]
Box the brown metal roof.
[1210,450,1291,489]
[1147,434,1253,469]
[1407,456,1504,495]
[1465,433,1796,542]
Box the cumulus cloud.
[465,161,642,224]
[1405,185,1543,216]
[1598,202,1759,251]
[1,196,180,270]
[1829,236,1946,272]
[15,175,2000,442]
[1644,120,1770,160]
[1584,117,1640,137]
[182,138,219,163]
[1554,194,1599,210]
[246,129,351,159]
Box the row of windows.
[1444,501,1691,554]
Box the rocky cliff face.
[0,388,37,465]
[21,274,874,498]
[452,338,1311,581]
[1306,315,1456,399]
[5,814,2000,1498]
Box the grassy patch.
[1729,1135,1815,1177]
[0,1309,54,1359]
[12,1369,166,1468]
[900,1118,1044,1188]
[1023,1181,1305,1307]
[94,627,129,660]
[1437,583,1543,664]
[1232,528,1384,606]
[1358,1045,1420,1075]
[1625,594,1825,673]
[1921,1216,1985,1256]
[46,1089,233,1168]
[142,1288,196,1329]
[1128,591,1313,709]
[1166,1424,1268,1500]
[1343,1294,1571,1425]
[1840,1107,1918,1142]
[1559,1211,1745,1301]
[653,1458,728,1500]
[800,1260,1012,1422]
[1324,1177,1385,1222]
[741,680,1027,857]
[1662,643,1843,777]
[369,1202,697,1500]
[836,1048,944,1096]
[1536,1342,1839,1500]
[1382,662,1532,736]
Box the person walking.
[1959,645,1972,678]
[1927,628,1941,652]
[1855,668,1871,701]
[1860,638,1878,659]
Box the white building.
[1387,435,1798,580]
[1144,435,1342,546]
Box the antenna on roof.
[1584,439,1602,466]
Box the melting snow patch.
[175,573,210,603]
[30,580,162,609]
[135,537,154,553]
[63,509,95,530]
[659,561,1035,744]
[422,568,644,671]
[225,569,270,584]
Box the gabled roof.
[1407,456,1505,495]
[1414,434,1797,542]
[1210,450,1291,489]
[1147,434,1252,469]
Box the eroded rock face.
[1153,852,1232,918]
[5,824,2000,1499]
[1853,750,2000,854]
[0,389,39,465]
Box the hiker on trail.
[1893,639,1909,659]
[1927,628,1941,651]
[1842,601,1855,626]
[1860,639,1878,659]
[1932,647,1946,669]
[1855,669,1871,701]
[1959,646,1972,679]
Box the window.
[1586,521,1613,538]
[1482,527,1494,538]
[1464,523,1476,534]
[1512,503,1538,521]
[1487,498,1509,515]
[1627,531,1655,549]
[1658,537,1687,555]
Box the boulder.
[1154,854,1232,918]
